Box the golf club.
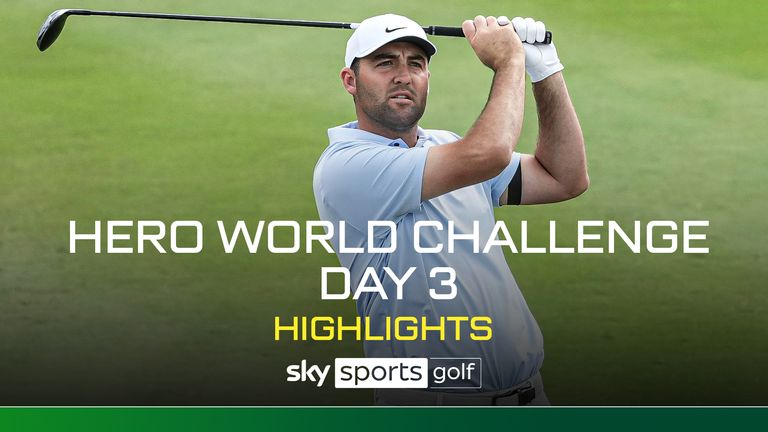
[36,9,553,52]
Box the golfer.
[313,14,588,405]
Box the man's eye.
[410,62,424,68]
[378,61,392,67]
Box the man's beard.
[357,83,426,132]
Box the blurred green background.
[1,0,766,405]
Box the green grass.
[1,0,766,404]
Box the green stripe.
[1,408,768,432]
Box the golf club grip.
[427,25,553,44]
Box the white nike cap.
[345,14,437,68]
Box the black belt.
[375,373,541,406]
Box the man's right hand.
[462,15,525,72]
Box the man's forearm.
[464,64,526,165]
[532,72,589,194]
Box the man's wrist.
[531,70,563,86]
[528,64,564,83]
[494,60,526,77]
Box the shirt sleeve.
[314,142,429,232]
[487,152,521,208]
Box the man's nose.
[392,63,412,84]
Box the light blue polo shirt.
[313,121,543,391]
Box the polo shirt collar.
[328,121,431,147]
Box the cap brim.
[354,35,437,65]
[389,36,437,58]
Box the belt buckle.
[492,383,536,406]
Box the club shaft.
[73,9,356,30]
[65,9,553,43]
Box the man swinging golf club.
[313,14,588,405]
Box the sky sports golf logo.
[286,358,481,389]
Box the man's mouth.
[389,91,414,101]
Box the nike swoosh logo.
[385,27,406,33]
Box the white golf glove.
[499,16,564,83]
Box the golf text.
[69,219,710,254]
[286,358,482,388]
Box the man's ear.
[340,67,357,97]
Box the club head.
[37,9,76,52]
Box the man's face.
[350,42,430,132]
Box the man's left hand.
[500,16,564,83]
